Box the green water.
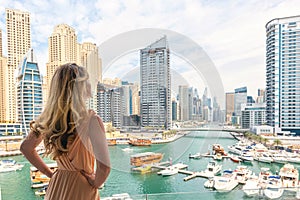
[1,131,299,199]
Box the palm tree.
[273,139,282,150]
[262,137,269,146]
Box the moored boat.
[0,159,24,173]
[129,138,151,146]
[230,155,241,163]
[204,161,222,177]
[242,173,260,197]
[279,163,299,190]
[107,138,117,146]
[30,163,57,184]
[130,152,163,167]
[263,175,284,199]
[213,169,239,192]
[132,165,152,174]
[158,165,179,176]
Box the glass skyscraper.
[16,49,43,135]
[140,36,171,129]
[266,16,300,135]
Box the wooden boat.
[107,138,117,146]
[30,163,57,184]
[129,138,151,146]
[130,152,163,167]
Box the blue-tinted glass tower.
[17,49,43,135]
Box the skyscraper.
[6,8,31,122]
[225,92,234,123]
[233,87,247,125]
[266,16,300,134]
[46,24,80,102]
[0,29,7,122]
[16,49,43,135]
[140,36,171,129]
[178,85,189,121]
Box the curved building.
[17,49,43,135]
[266,16,300,135]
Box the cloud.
[1,0,300,100]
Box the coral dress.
[45,114,100,200]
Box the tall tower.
[0,29,7,122]
[140,36,171,129]
[17,49,43,135]
[266,16,300,135]
[225,92,235,123]
[46,24,79,102]
[178,85,189,121]
[6,8,31,122]
[80,42,102,110]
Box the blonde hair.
[31,63,89,159]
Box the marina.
[1,131,300,199]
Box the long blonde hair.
[31,63,89,159]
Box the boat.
[213,169,239,192]
[204,177,215,188]
[189,153,201,159]
[204,161,222,177]
[242,173,260,197]
[234,166,252,184]
[131,165,152,174]
[213,153,223,160]
[30,163,57,184]
[230,155,241,163]
[107,138,117,146]
[271,153,287,164]
[35,186,47,196]
[254,153,273,163]
[227,145,244,155]
[263,175,284,199]
[130,152,163,167]
[102,193,133,200]
[31,182,49,189]
[212,144,227,155]
[129,138,151,146]
[297,188,300,199]
[239,153,254,162]
[158,165,179,176]
[286,154,300,164]
[279,163,299,190]
[0,159,24,173]
[122,147,133,152]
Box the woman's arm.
[82,115,110,188]
[20,132,53,178]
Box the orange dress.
[45,116,100,200]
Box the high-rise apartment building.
[6,8,31,122]
[16,49,43,135]
[178,85,189,121]
[80,42,102,111]
[140,36,171,129]
[46,24,80,101]
[241,103,266,129]
[266,16,300,134]
[0,29,7,122]
[225,92,235,123]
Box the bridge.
[174,127,249,134]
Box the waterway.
[0,131,299,199]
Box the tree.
[273,139,282,150]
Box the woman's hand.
[80,170,96,188]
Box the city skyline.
[1,1,300,98]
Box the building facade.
[6,8,31,122]
[225,92,235,124]
[140,36,171,129]
[0,29,7,122]
[266,16,300,135]
[46,24,80,104]
[241,103,266,129]
[16,49,43,135]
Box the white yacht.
[271,153,287,164]
[158,166,179,176]
[279,163,299,191]
[213,170,239,192]
[0,159,24,173]
[242,173,260,197]
[204,177,215,188]
[227,145,244,155]
[239,153,254,162]
[254,153,273,163]
[264,175,284,199]
[204,161,222,177]
[234,166,252,184]
[286,153,300,164]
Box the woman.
[20,63,110,200]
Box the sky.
[1,0,300,103]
